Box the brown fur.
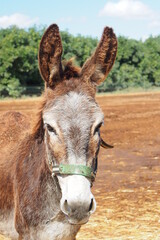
[0,24,117,240]
[38,24,63,87]
[80,27,117,85]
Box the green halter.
[52,164,96,180]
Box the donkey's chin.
[67,215,90,225]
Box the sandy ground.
[0,92,160,240]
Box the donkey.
[0,24,117,240]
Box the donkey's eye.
[46,124,57,135]
[94,122,103,135]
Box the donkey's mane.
[31,100,45,140]
[62,59,81,80]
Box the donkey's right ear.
[38,24,63,88]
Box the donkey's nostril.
[61,199,70,216]
[89,198,93,212]
[64,199,68,208]
[89,197,96,214]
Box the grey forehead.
[43,92,104,127]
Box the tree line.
[0,26,160,97]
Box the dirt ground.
[0,92,160,240]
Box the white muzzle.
[57,175,96,225]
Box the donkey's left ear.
[38,24,63,88]
[80,27,117,86]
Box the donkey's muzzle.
[60,196,96,225]
[58,175,96,225]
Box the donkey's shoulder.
[0,111,30,160]
[0,111,30,146]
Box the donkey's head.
[38,24,117,225]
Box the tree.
[0,26,43,97]
[0,26,160,97]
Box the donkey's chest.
[34,221,80,240]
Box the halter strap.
[52,164,96,180]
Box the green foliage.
[61,31,98,66]
[0,26,160,97]
[99,36,160,92]
[0,26,44,97]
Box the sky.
[0,0,160,40]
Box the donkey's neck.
[31,137,62,222]
[16,136,81,239]
[15,136,62,225]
